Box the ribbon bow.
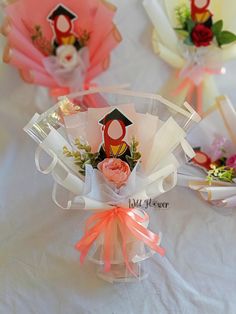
[75,207,165,275]
[173,47,224,115]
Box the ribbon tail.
[172,77,191,97]
[75,219,107,264]
[172,77,196,110]
[125,215,165,256]
[75,232,98,264]
[103,217,114,273]
[196,82,203,116]
[186,82,195,106]
[118,217,138,277]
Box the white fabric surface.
[1,1,236,313]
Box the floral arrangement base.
[24,87,200,282]
[96,262,148,283]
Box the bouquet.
[178,96,236,210]
[143,0,236,115]
[24,87,200,282]
[1,0,121,109]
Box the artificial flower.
[56,45,81,70]
[97,158,131,188]
[226,154,236,171]
[191,23,214,47]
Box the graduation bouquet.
[143,0,236,115]
[24,87,200,282]
[178,96,236,210]
[1,0,121,109]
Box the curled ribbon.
[75,207,165,275]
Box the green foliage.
[126,137,142,171]
[175,4,191,28]
[207,165,235,184]
[184,36,194,46]
[175,3,236,48]
[186,19,196,33]
[212,20,236,46]
[175,29,189,38]
[212,20,223,36]
[63,138,99,176]
[174,4,195,43]
[217,31,236,47]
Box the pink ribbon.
[210,195,236,208]
[172,48,224,115]
[75,207,165,275]
[172,74,203,115]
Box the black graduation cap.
[48,5,77,21]
[99,108,133,126]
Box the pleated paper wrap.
[24,88,200,282]
[143,0,236,115]
[1,0,121,110]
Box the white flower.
[56,45,82,71]
[43,46,89,89]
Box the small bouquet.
[143,0,236,115]
[24,87,200,282]
[1,0,121,110]
[178,96,236,209]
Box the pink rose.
[226,154,236,170]
[97,158,131,188]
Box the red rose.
[191,24,214,47]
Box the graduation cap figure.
[48,5,77,21]
[191,0,212,26]
[190,147,212,171]
[48,4,81,53]
[98,108,133,162]
[99,108,133,127]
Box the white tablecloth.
[0,1,236,313]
